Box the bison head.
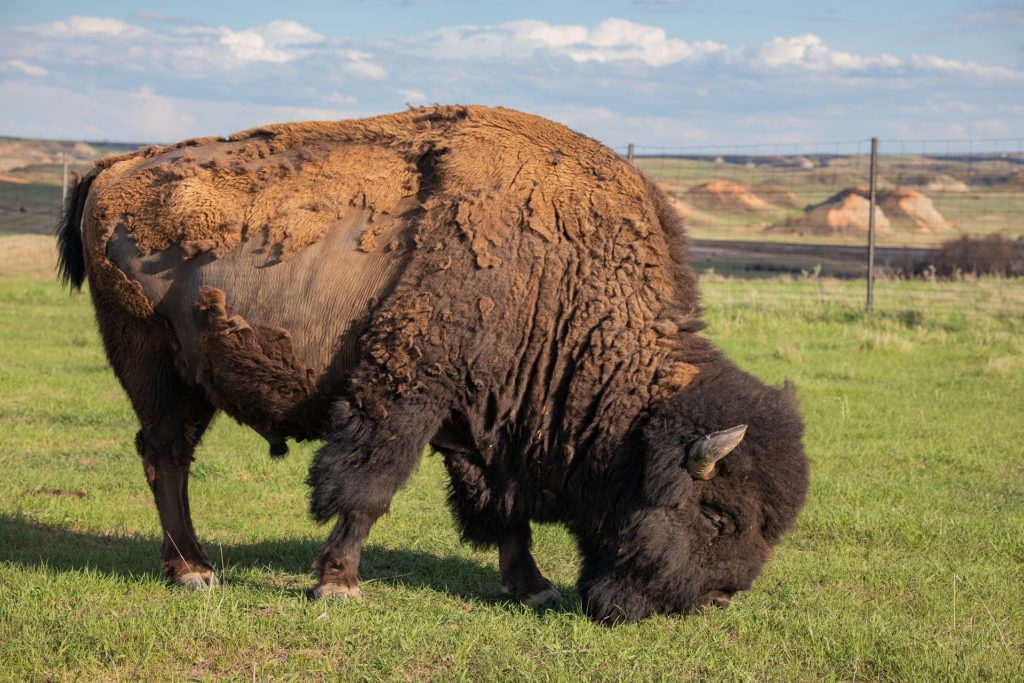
[576,364,809,623]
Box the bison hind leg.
[133,388,219,589]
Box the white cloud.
[958,9,1024,28]
[13,15,1016,85]
[0,81,193,140]
[895,99,977,117]
[909,54,1020,79]
[971,118,1012,135]
[259,20,325,46]
[416,18,724,67]
[217,20,324,65]
[337,50,388,79]
[564,19,724,66]
[7,15,390,87]
[754,34,900,71]
[37,15,148,39]
[415,23,1015,83]
[537,104,710,145]
[129,86,198,139]
[0,60,48,77]
[324,92,358,105]
[165,22,387,76]
[219,29,294,64]
[0,80,355,141]
[399,89,428,104]
[3,14,1022,145]
[509,20,588,50]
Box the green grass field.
[1,236,1022,681]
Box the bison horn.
[686,425,747,480]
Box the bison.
[56,105,808,623]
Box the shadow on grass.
[0,512,578,613]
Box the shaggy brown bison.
[56,105,808,623]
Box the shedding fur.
[88,140,417,261]
[194,286,325,442]
[64,105,808,622]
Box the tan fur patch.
[478,296,495,321]
[80,185,156,321]
[659,362,701,391]
[358,225,384,253]
[86,104,659,273]
[90,141,417,262]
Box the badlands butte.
[664,181,955,236]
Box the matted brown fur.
[89,138,417,260]
[59,105,807,622]
[83,105,702,428]
[194,286,322,441]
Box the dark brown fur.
[194,286,324,449]
[57,105,809,621]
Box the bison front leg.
[499,525,561,607]
[441,451,561,606]
[307,398,447,598]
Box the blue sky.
[1,1,1022,147]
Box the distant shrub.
[909,234,1024,278]
[895,309,924,328]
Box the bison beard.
[57,105,809,623]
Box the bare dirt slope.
[685,181,777,213]
[767,189,892,236]
[767,187,954,236]
[878,189,955,232]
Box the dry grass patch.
[0,234,57,279]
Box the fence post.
[61,152,69,203]
[866,137,878,314]
[627,143,635,163]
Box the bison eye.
[700,504,736,536]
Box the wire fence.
[701,272,1024,318]
[623,137,1024,249]
[1,136,1021,297]
[0,155,92,237]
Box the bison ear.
[686,425,747,480]
[641,418,694,506]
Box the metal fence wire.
[624,137,1024,249]
[1,136,1021,307]
[0,148,93,237]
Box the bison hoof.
[313,582,362,600]
[502,580,562,607]
[700,591,732,610]
[522,587,562,607]
[175,571,219,590]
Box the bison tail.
[55,168,99,291]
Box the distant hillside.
[683,180,803,213]
[766,188,892,237]
[766,187,955,237]
[0,136,147,180]
[0,136,149,235]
